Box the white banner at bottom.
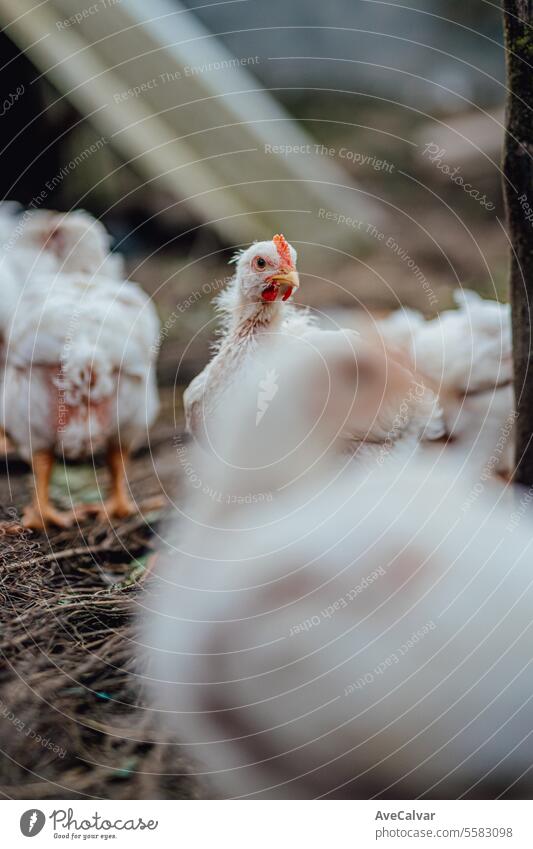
[3,799,533,847]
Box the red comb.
[272,233,293,269]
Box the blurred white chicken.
[145,340,532,800]
[0,209,125,337]
[0,209,128,463]
[0,208,125,343]
[184,234,444,449]
[3,208,124,281]
[379,290,514,475]
[1,214,159,529]
[180,330,432,528]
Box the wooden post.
[503,1,533,484]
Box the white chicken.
[0,208,125,346]
[1,267,160,530]
[184,234,444,450]
[0,209,127,463]
[4,208,125,281]
[145,341,533,800]
[379,290,514,475]
[183,234,303,437]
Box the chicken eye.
[254,256,267,270]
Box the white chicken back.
[3,272,159,460]
[1,267,160,529]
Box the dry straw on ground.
[0,433,200,800]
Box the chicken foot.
[22,450,74,530]
[74,444,138,521]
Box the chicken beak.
[270,269,299,301]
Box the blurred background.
[0,0,506,392]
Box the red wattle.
[262,284,278,301]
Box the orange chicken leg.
[22,450,74,530]
[103,444,137,518]
[73,444,137,521]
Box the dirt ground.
[0,384,204,800]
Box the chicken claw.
[72,445,141,522]
[21,450,76,531]
[73,495,137,522]
[22,502,74,531]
